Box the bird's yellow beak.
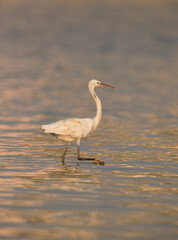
[99,82,117,90]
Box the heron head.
[89,79,117,90]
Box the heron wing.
[42,118,93,139]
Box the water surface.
[0,0,178,239]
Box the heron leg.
[76,139,95,161]
[61,142,70,164]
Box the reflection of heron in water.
[42,79,117,164]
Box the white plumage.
[42,79,117,163]
[42,118,93,141]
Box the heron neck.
[89,86,102,131]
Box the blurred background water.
[0,0,178,239]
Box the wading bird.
[42,79,117,164]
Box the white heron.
[42,79,117,164]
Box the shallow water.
[0,0,178,239]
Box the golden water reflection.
[0,0,178,239]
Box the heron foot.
[61,156,65,165]
[93,158,105,165]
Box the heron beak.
[100,82,117,90]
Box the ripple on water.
[0,0,178,239]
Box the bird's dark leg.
[76,140,96,161]
[61,142,70,164]
[76,140,105,165]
